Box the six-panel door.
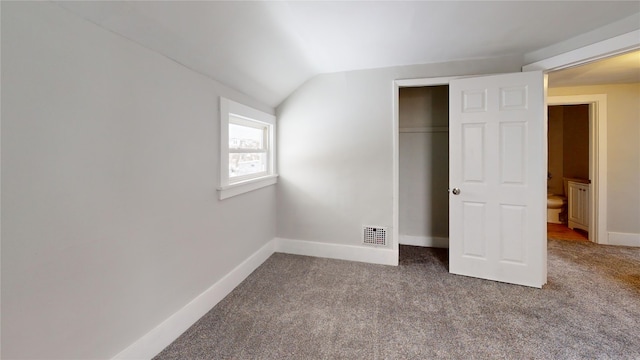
[449,71,547,288]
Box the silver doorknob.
[452,188,461,195]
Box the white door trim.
[547,95,607,244]
[392,77,457,255]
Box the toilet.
[547,194,567,224]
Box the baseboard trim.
[274,238,398,266]
[608,232,640,247]
[112,239,277,360]
[112,237,400,359]
[399,235,449,248]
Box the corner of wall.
[112,239,278,359]
[274,238,398,266]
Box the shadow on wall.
[547,104,590,196]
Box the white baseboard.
[399,235,449,248]
[112,239,277,360]
[274,238,398,266]
[608,232,640,247]
[113,237,399,359]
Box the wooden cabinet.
[568,181,589,232]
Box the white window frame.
[218,97,277,200]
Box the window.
[218,97,277,199]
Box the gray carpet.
[154,240,640,359]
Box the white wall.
[549,83,640,237]
[276,56,522,249]
[1,2,276,359]
[398,86,449,245]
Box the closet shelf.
[399,126,449,133]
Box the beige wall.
[562,105,590,181]
[549,83,640,235]
[548,106,564,195]
[548,104,590,196]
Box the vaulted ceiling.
[57,1,640,107]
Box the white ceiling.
[56,1,640,107]
[548,50,640,88]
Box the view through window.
[228,118,268,178]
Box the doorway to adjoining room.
[547,104,590,242]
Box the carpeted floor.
[154,240,640,359]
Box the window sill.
[217,174,278,200]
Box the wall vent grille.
[363,226,387,246]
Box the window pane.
[229,153,267,178]
[229,122,264,150]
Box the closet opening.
[398,85,450,258]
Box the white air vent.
[363,226,387,246]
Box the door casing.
[547,95,607,244]
[392,29,639,264]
